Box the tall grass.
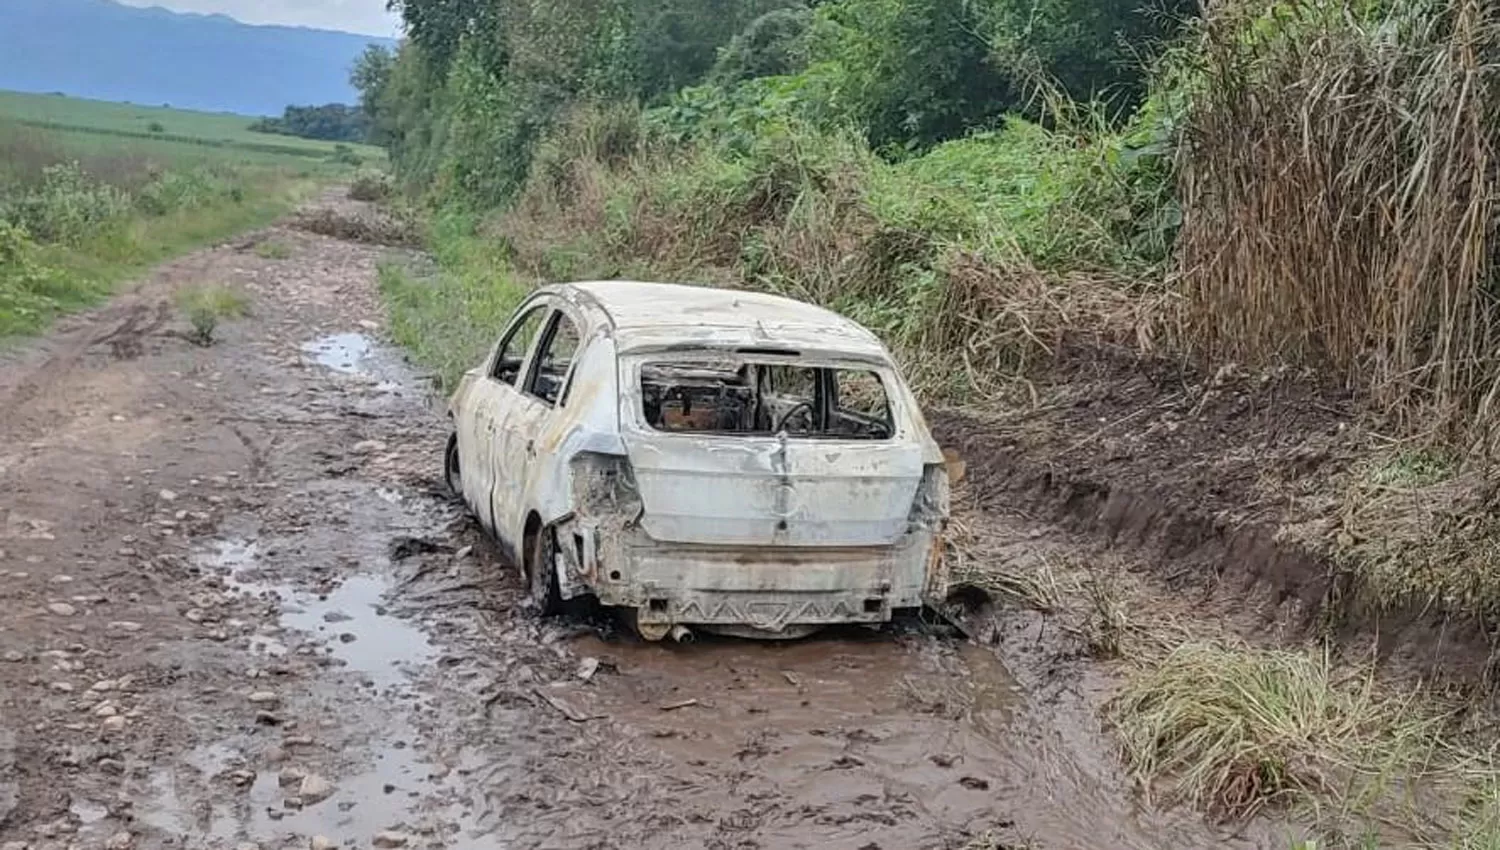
[1111,641,1500,846]
[1175,0,1500,453]
[378,210,529,389]
[494,104,1166,399]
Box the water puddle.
[139,538,456,843]
[196,538,434,687]
[302,332,374,375]
[137,735,448,845]
[281,575,434,688]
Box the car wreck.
[444,281,950,640]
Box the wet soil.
[0,192,1292,849]
[929,349,1498,683]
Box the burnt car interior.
[527,313,580,406]
[491,306,545,386]
[642,355,894,439]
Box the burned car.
[443,281,949,640]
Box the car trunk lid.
[619,433,924,547]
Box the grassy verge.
[377,211,529,389]
[1112,640,1499,849]
[1,173,315,338]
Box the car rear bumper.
[553,521,945,634]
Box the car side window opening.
[641,358,894,439]
[490,306,547,386]
[525,311,581,407]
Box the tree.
[816,0,1019,152]
[351,44,396,144]
[249,104,370,143]
[709,6,813,84]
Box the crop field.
[0,89,378,338]
[0,89,384,165]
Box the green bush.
[136,169,234,216]
[349,169,393,201]
[2,162,131,244]
[0,221,66,334]
[328,144,365,167]
[709,6,814,85]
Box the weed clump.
[348,170,392,202]
[1111,642,1448,823]
[176,284,249,346]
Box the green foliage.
[0,119,318,340]
[984,0,1198,112]
[630,0,801,100]
[136,168,238,216]
[811,0,1018,152]
[327,144,365,167]
[250,103,371,143]
[377,213,529,390]
[351,45,396,144]
[647,72,840,151]
[176,283,250,345]
[3,162,131,244]
[709,6,814,85]
[0,221,67,336]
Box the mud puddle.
[301,332,415,399]
[197,539,435,688]
[302,333,376,375]
[523,631,1267,849]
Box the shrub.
[2,162,131,244]
[176,284,250,346]
[348,170,393,201]
[136,169,233,216]
[0,220,66,334]
[328,144,364,167]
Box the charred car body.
[444,281,950,640]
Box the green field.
[0,90,380,339]
[0,90,384,164]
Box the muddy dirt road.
[0,193,1284,850]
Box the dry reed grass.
[1176,0,1500,456]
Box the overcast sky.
[116,0,401,37]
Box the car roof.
[555,281,890,361]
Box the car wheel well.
[522,512,543,571]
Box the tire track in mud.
[0,194,1288,850]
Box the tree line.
[350,0,1196,202]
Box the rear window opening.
[641,359,894,440]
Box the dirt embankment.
[932,345,1497,683]
[0,192,1302,850]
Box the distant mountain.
[0,0,398,116]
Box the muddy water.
[516,631,1282,850]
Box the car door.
[464,302,547,538]
[493,305,584,538]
